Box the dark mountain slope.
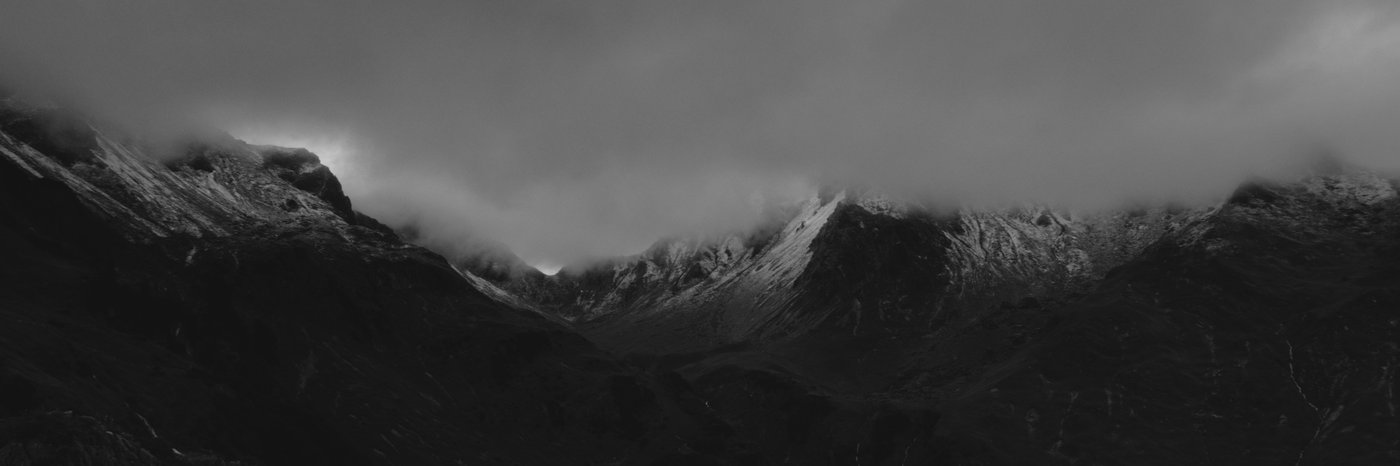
[5,92,1397,464]
[921,171,1400,464]
[0,99,732,464]
[466,169,1400,464]
[667,171,1400,465]
[476,189,1190,356]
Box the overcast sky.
[3,0,1399,269]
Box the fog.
[3,0,1399,268]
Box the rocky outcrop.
[256,146,355,219]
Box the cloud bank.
[2,0,1398,266]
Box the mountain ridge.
[0,97,747,464]
[457,186,1204,354]
[4,93,1399,464]
[444,162,1400,464]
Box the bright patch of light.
[530,262,563,276]
[229,124,356,175]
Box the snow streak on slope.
[495,188,1203,353]
[468,191,848,352]
[644,191,846,319]
[0,101,349,241]
[0,98,550,316]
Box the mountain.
[460,170,1400,464]
[4,91,1398,464]
[466,188,1195,354]
[914,171,1400,464]
[0,96,744,465]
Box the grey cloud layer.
[3,0,1398,265]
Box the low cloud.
[3,0,1398,266]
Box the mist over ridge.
[3,0,1399,266]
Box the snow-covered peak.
[0,100,375,242]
